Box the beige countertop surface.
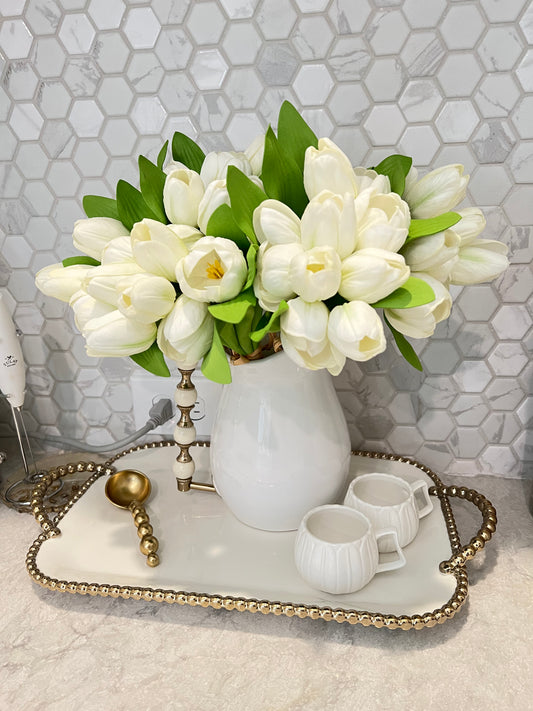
[1,442,532,711]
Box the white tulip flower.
[288,245,342,302]
[197,179,230,234]
[254,242,302,311]
[449,240,509,285]
[354,188,410,253]
[353,168,390,195]
[116,273,176,324]
[401,229,460,282]
[101,236,135,265]
[131,219,189,281]
[385,273,452,339]
[452,207,486,246]
[199,150,252,186]
[169,224,203,251]
[339,248,410,304]
[253,199,301,245]
[83,310,157,357]
[244,135,265,175]
[72,217,130,261]
[280,297,345,375]
[175,236,247,303]
[304,138,358,200]
[300,191,357,259]
[403,164,469,219]
[328,301,387,362]
[83,262,145,307]
[70,290,115,331]
[163,167,205,226]
[35,263,96,303]
[157,295,214,369]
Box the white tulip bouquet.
[36,102,508,383]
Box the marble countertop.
[1,444,532,711]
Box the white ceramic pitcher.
[210,350,351,531]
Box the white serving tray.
[27,445,494,629]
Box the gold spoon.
[105,469,160,567]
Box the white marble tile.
[187,1,226,45]
[367,9,409,55]
[130,96,166,134]
[69,99,104,137]
[437,54,482,97]
[189,49,228,90]
[364,104,405,145]
[58,13,95,54]
[123,7,161,49]
[365,57,405,101]
[476,74,521,119]
[222,23,261,65]
[478,26,523,73]
[440,4,485,50]
[401,32,445,77]
[256,0,297,40]
[224,69,262,111]
[481,0,529,22]
[452,361,492,393]
[293,64,334,105]
[88,0,125,30]
[329,37,370,81]
[0,19,33,59]
[127,53,164,93]
[402,0,446,29]
[471,121,516,165]
[292,16,333,61]
[328,0,371,34]
[256,43,298,85]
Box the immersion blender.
[0,292,61,506]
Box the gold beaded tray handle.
[26,443,497,631]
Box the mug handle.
[411,480,433,519]
[375,529,406,573]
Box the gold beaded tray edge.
[26,443,497,631]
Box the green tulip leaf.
[201,324,232,384]
[218,321,245,355]
[384,316,423,372]
[226,166,268,245]
[405,212,462,244]
[235,304,256,354]
[262,126,309,217]
[139,155,167,224]
[157,140,168,171]
[244,244,258,290]
[371,277,435,309]
[206,203,249,251]
[116,180,160,231]
[62,256,100,267]
[83,195,120,220]
[250,300,288,343]
[372,155,412,196]
[208,288,257,324]
[277,101,318,172]
[130,341,171,377]
[171,132,205,173]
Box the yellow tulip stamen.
[206,257,225,280]
[306,263,325,273]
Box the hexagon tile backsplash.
[0,0,532,478]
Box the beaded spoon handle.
[105,469,160,567]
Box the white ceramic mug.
[343,473,433,552]
[294,504,406,595]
